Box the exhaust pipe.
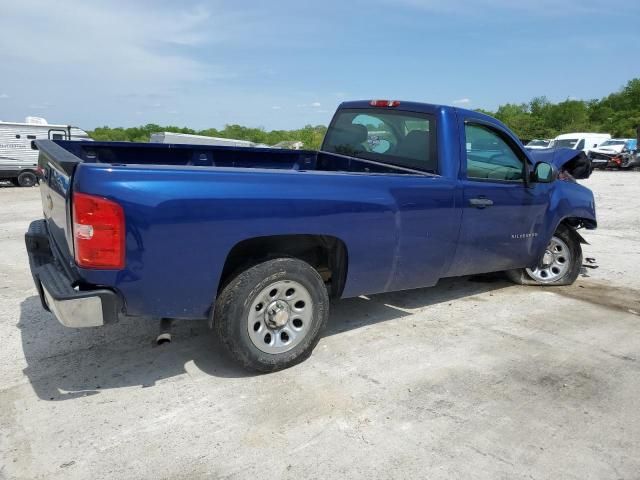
[156,318,173,345]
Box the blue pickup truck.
[26,100,597,371]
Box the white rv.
[0,117,91,186]
[552,132,611,155]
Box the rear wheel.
[506,226,582,286]
[213,258,329,372]
[17,171,37,187]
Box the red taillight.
[73,192,125,269]
[369,100,400,107]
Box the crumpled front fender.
[529,148,593,179]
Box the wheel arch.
[557,216,597,244]
[218,234,349,299]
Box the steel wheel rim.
[247,279,314,354]
[526,236,572,283]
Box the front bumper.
[589,152,613,167]
[25,219,120,328]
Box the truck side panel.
[73,165,407,318]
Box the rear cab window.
[322,109,438,173]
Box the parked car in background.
[590,139,637,169]
[553,132,611,156]
[525,139,553,149]
[0,117,91,187]
[25,100,597,372]
[620,151,640,171]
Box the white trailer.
[0,117,91,186]
[150,132,261,148]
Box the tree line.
[477,78,640,140]
[89,78,639,148]
[90,123,328,150]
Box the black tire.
[213,258,329,373]
[17,171,37,187]
[505,225,582,286]
[10,178,20,186]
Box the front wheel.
[505,226,582,286]
[213,258,329,372]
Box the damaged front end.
[589,150,618,169]
[529,148,593,180]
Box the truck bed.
[34,138,440,320]
[53,140,427,176]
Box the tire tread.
[213,258,329,373]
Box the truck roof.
[339,100,454,113]
[336,99,507,133]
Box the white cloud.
[297,102,323,108]
[28,101,54,110]
[0,0,244,125]
[453,98,471,105]
[0,93,8,99]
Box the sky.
[0,0,638,131]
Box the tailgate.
[34,140,83,262]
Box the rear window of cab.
[322,109,438,174]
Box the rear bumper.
[25,219,120,328]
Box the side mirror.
[532,161,555,183]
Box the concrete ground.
[1,173,639,480]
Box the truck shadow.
[19,274,509,400]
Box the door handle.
[469,197,494,208]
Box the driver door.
[448,120,551,276]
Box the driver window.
[465,123,524,181]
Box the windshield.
[322,108,437,173]
[526,140,549,147]
[599,140,625,146]
[554,139,579,149]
